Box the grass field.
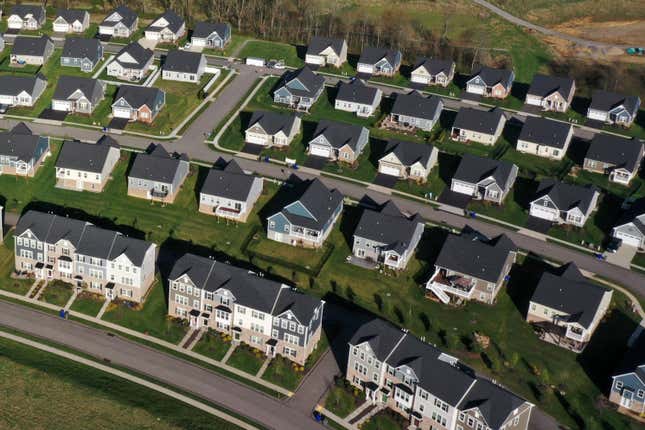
[324,378,365,418]
[362,410,407,430]
[237,40,304,67]
[0,234,32,296]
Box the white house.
[516,117,573,161]
[0,75,47,107]
[529,180,600,227]
[107,42,154,81]
[244,111,301,148]
[7,5,46,30]
[162,50,207,83]
[53,9,90,33]
[99,6,138,38]
[334,79,382,117]
[305,36,348,68]
[144,10,186,43]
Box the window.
[289,321,296,331]
[638,390,645,399]
[615,381,623,390]
[458,413,465,422]
[16,237,22,246]
[272,329,278,338]
[237,306,246,314]
[297,325,304,334]
[467,417,475,427]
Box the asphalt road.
[0,300,324,430]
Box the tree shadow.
[295,44,307,61]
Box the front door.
[189,315,199,328]
[106,289,114,300]
[620,391,633,408]
[266,344,275,357]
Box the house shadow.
[399,64,412,80]
[380,94,396,116]
[325,85,340,106]
[193,162,219,204]
[501,120,522,144]
[505,253,553,318]
[295,44,307,62]
[635,109,645,130]
[256,174,305,229]
[510,82,529,102]
[438,109,457,131]
[566,137,590,166]
[412,227,449,284]
[368,137,390,166]
[0,195,6,237]
[437,152,460,184]
[347,53,360,70]
[300,120,318,148]
[339,203,364,248]
[570,96,590,119]
[512,177,538,211]
[593,193,623,237]
[453,72,469,90]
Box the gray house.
[112,85,166,124]
[191,22,231,49]
[609,330,645,415]
[0,123,50,177]
[583,134,644,186]
[61,37,103,72]
[11,36,55,66]
[162,50,207,83]
[52,76,105,114]
[587,90,641,127]
[267,178,343,248]
[529,180,600,227]
[450,153,518,205]
[334,79,382,117]
[356,47,402,77]
[107,42,154,81]
[307,120,369,164]
[352,200,424,270]
[612,199,645,249]
[0,74,47,107]
[127,144,190,203]
[273,66,325,111]
[377,140,438,182]
[388,91,443,132]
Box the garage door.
[310,145,331,158]
[52,100,71,112]
[452,182,475,196]
[113,107,131,119]
[379,164,400,177]
[246,133,268,146]
[616,231,641,247]
[0,95,14,105]
[467,85,484,95]
[531,206,557,221]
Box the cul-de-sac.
[1,2,645,430]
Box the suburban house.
[305,36,348,68]
[127,144,189,203]
[111,85,166,124]
[529,179,600,227]
[107,42,154,81]
[267,179,343,248]
[167,253,325,365]
[450,153,518,205]
[356,47,402,77]
[0,74,47,107]
[14,211,157,303]
[162,50,207,83]
[612,199,645,249]
[273,66,325,111]
[7,4,46,30]
[11,36,55,66]
[583,134,644,185]
[199,159,263,222]
[527,262,612,353]
[52,76,105,114]
[609,329,645,416]
[0,123,50,177]
[352,200,424,270]
[451,107,506,145]
[190,22,231,49]
[334,79,382,117]
[347,318,534,430]
[466,66,515,99]
[53,9,90,33]
[516,116,573,160]
[377,140,438,182]
[426,229,516,305]
[525,74,576,113]
[410,58,455,87]
[55,136,120,192]
[244,110,301,148]
[99,6,138,38]
[587,90,641,127]
[61,37,104,72]
[307,120,369,164]
[144,10,186,43]
[388,91,443,132]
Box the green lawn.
[467,178,535,227]
[0,234,32,295]
[204,34,254,57]
[323,378,365,418]
[39,280,74,308]
[192,330,232,361]
[262,334,329,390]
[65,84,118,127]
[69,291,106,317]
[245,232,332,273]
[237,40,304,67]
[226,344,265,375]
[362,410,407,430]
[632,252,645,268]
[0,336,244,430]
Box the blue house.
[609,329,645,416]
[267,179,343,248]
[61,37,103,72]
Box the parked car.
[606,237,622,253]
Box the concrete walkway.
[63,289,79,311]
[221,343,237,364]
[96,298,111,319]
[33,281,48,301]
[178,328,196,348]
[255,357,271,377]
[185,328,205,351]
[0,329,260,430]
[92,55,114,79]
[25,280,42,298]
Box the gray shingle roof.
[470,66,514,90]
[531,262,609,329]
[518,116,572,149]
[147,10,184,33]
[589,90,640,114]
[0,74,46,96]
[452,107,505,135]
[336,79,379,105]
[101,6,137,28]
[115,42,153,68]
[56,9,88,24]
[114,85,164,109]
[62,37,101,63]
[53,76,104,105]
[434,229,516,283]
[163,50,204,73]
[0,123,44,162]
[55,138,119,173]
[534,179,598,213]
[354,201,422,253]
[452,153,516,189]
[307,36,345,56]
[349,318,406,362]
[527,74,575,99]
[200,160,258,201]
[12,35,53,57]
[457,379,527,428]
[391,91,442,121]
[311,120,366,151]
[192,21,230,39]
[585,134,643,173]
[358,47,400,66]
[413,58,454,76]
[247,110,298,135]
[10,5,45,21]
[273,287,322,324]
[129,144,188,183]
[276,66,325,98]
[382,140,435,167]
[275,178,343,231]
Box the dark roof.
[534,179,598,213]
[382,140,434,167]
[201,160,258,201]
[101,6,138,28]
[470,66,514,89]
[247,110,298,135]
[114,85,164,109]
[527,74,575,98]
[435,229,516,283]
[275,179,344,231]
[311,120,366,151]
[12,35,53,57]
[115,42,154,68]
[10,5,45,21]
[452,107,505,135]
[589,90,640,114]
[53,76,104,105]
[0,125,44,162]
[128,144,188,183]
[452,153,516,189]
[16,211,153,266]
[56,9,87,24]
[273,287,322,324]
[518,116,572,149]
[354,201,422,253]
[531,262,609,328]
[307,36,345,56]
[458,379,527,428]
[358,47,400,66]
[55,138,119,173]
[62,37,101,62]
[11,122,33,135]
[276,66,325,98]
[348,318,406,362]
[147,10,184,33]
[585,134,643,172]
[163,50,204,73]
[192,21,229,39]
[336,79,379,105]
[0,74,46,96]
[391,91,442,121]
[413,58,454,75]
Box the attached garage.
[52,100,72,112]
[379,164,401,177]
[615,231,642,248]
[0,95,15,105]
[309,144,331,158]
[357,64,374,74]
[531,205,558,221]
[451,181,476,196]
[113,107,132,119]
[246,132,268,146]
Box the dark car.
[606,237,622,253]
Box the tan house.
[525,74,576,113]
[305,36,348,68]
[516,117,573,161]
[377,140,438,182]
[451,107,506,145]
[307,120,369,164]
[465,66,514,99]
[55,136,120,193]
[244,110,301,148]
[583,134,644,186]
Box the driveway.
[108,117,129,130]
[241,143,264,156]
[526,216,553,234]
[304,155,328,170]
[372,173,398,189]
[39,109,68,121]
[438,190,472,209]
[605,244,637,269]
